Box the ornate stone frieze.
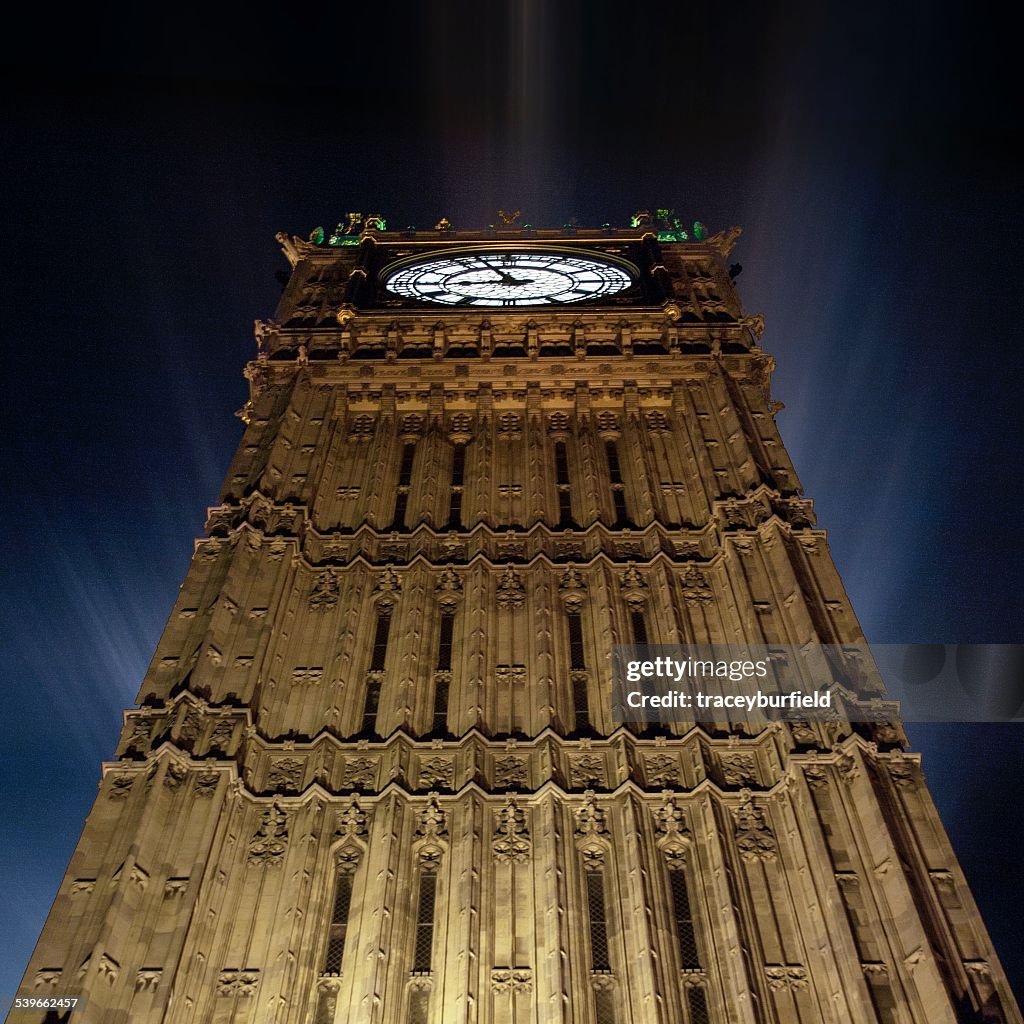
[887,755,917,788]
[164,762,188,791]
[718,752,758,787]
[435,567,462,610]
[645,753,681,787]
[558,566,587,609]
[373,567,402,611]
[334,798,369,840]
[619,563,648,610]
[33,969,61,989]
[217,969,260,996]
[97,953,120,985]
[495,664,527,686]
[765,965,808,990]
[494,755,529,789]
[135,968,163,992]
[492,799,531,862]
[343,756,378,790]
[569,754,606,788]
[495,565,526,608]
[107,774,135,800]
[491,967,533,992]
[416,797,448,843]
[654,795,690,842]
[309,570,340,609]
[164,877,189,898]
[419,757,454,790]
[734,791,777,862]
[268,758,304,793]
[248,805,289,867]
[574,792,609,842]
[194,772,220,797]
[680,566,713,606]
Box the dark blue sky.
[1,1,1022,998]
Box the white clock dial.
[381,248,636,307]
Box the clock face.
[381,248,636,307]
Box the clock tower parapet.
[264,221,759,360]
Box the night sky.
[2,1,1022,1000]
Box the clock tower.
[14,214,1021,1024]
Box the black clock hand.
[477,258,526,286]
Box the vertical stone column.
[573,385,602,525]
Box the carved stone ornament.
[492,533,525,559]
[210,718,236,749]
[887,755,917,789]
[128,864,150,893]
[495,565,526,609]
[217,969,260,996]
[373,566,402,612]
[548,411,570,435]
[569,754,606,788]
[680,566,713,607]
[194,771,220,797]
[33,969,61,989]
[70,878,96,895]
[495,664,527,686]
[309,571,340,610]
[654,796,690,842]
[589,971,617,991]
[491,967,533,992]
[645,754,681,788]
[574,792,609,842]
[803,764,829,789]
[734,791,777,862]
[496,412,523,440]
[335,798,369,840]
[719,752,758,787]
[135,968,163,992]
[619,563,648,611]
[645,410,670,434]
[765,965,808,991]
[248,804,289,867]
[435,566,462,610]
[343,756,378,790]
[492,799,531,863]
[835,750,859,785]
[177,708,203,746]
[108,774,135,800]
[164,877,189,898]
[558,566,587,609]
[124,719,153,755]
[400,413,425,439]
[494,755,528,789]
[348,414,376,441]
[268,758,304,793]
[416,797,448,843]
[164,762,188,791]
[448,413,473,443]
[97,953,120,984]
[419,757,454,789]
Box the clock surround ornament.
[380,246,638,307]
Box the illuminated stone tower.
[16,214,1021,1024]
